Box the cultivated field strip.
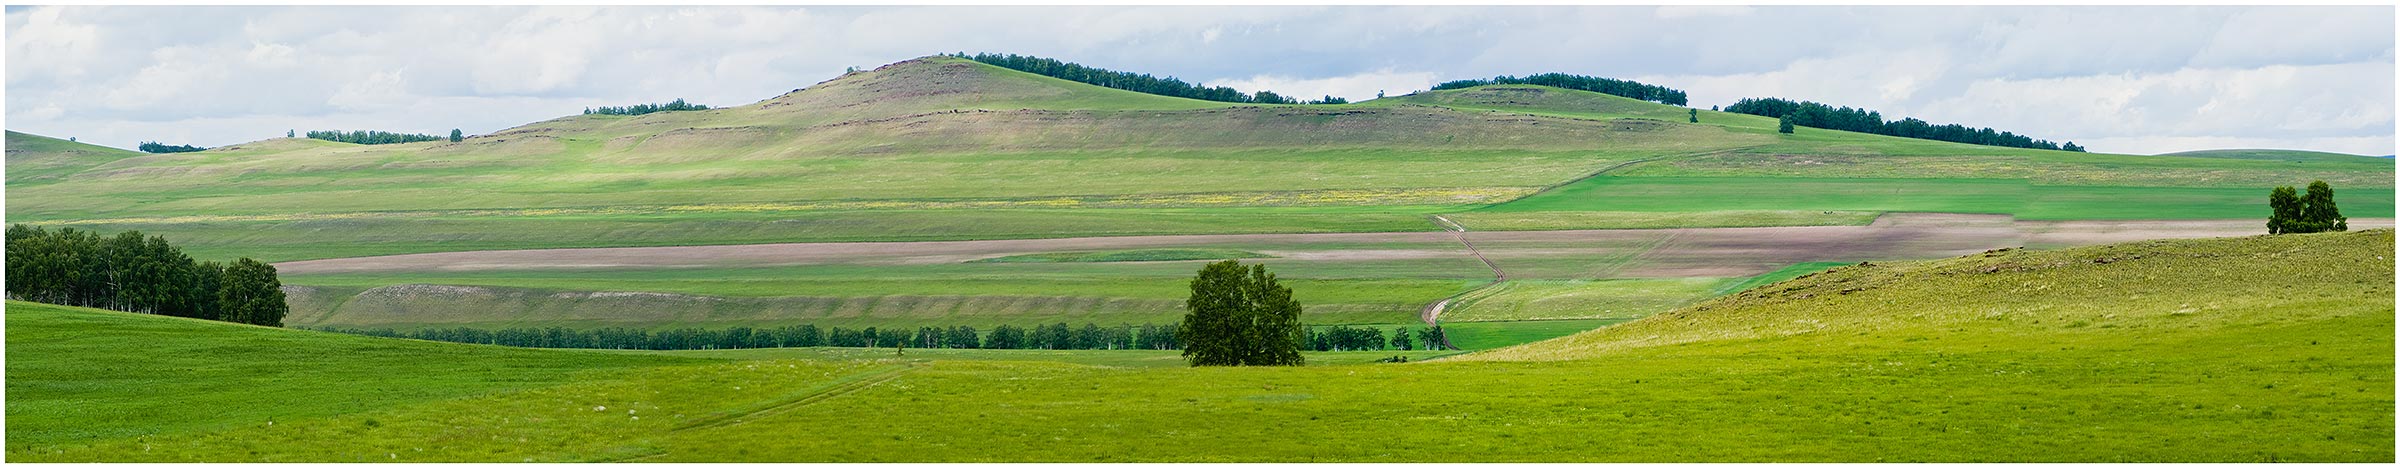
[274,214,2389,276]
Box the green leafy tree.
[1431,72,1688,105]
[218,258,288,326]
[1777,114,1795,134]
[2268,186,2303,234]
[1724,97,2072,151]
[1177,260,1305,366]
[449,129,463,142]
[2302,180,2347,232]
[1688,108,1699,123]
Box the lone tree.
[2269,180,2348,234]
[1177,260,1305,366]
[1777,114,1795,134]
[218,258,289,326]
[449,129,463,142]
[2268,186,2303,234]
[1688,108,1699,123]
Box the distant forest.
[583,98,711,116]
[1432,73,1689,106]
[1724,97,2084,152]
[952,53,1347,105]
[306,130,444,145]
[138,141,206,153]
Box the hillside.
[3,131,149,185]
[10,231,2389,461]
[10,55,2392,263]
[1470,228,2395,361]
[2161,148,2378,162]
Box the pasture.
[12,231,2388,462]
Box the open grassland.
[12,231,2388,462]
[639,347,1464,368]
[14,58,2390,263]
[266,213,2392,333]
[1438,318,1633,350]
[970,248,1271,263]
[66,207,1456,263]
[3,301,686,451]
[1480,175,2397,220]
[1441,278,1733,321]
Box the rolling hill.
[11,231,2388,461]
[11,53,2389,345]
[9,55,2389,262]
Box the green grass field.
[12,56,2390,264]
[11,231,2388,461]
[971,248,1272,263]
[1479,176,2396,220]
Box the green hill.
[4,131,149,185]
[2161,148,2379,162]
[10,231,2388,461]
[11,55,2390,263]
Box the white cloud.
[1207,69,1441,102]
[1913,62,2394,153]
[2,5,2390,157]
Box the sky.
[5,5,2393,156]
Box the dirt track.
[275,214,2395,277]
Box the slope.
[13,231,2390,461]
[4,131,151,186]
[9,57,1772,261]
[3,301,688,452]
[1468,229,2395,361]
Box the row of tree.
[4,225,288,326]
[1725,97,2083,151]
[1305,324,1446,351]
[313,322,1191,351]
[582,98,711,116]
[2268,181,2348,234]
[311,320,1455,353]
[137,141,207,153]
[1433,73,1689,106]
[951,53,1330,105]
[306,130,444,145]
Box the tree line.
[4,225,288,326]
[582,98,711,116]
[2269,181,2348,234]
[1305,324,1451,351]
[306,130,445,145]
[313,322,1192,351]
[307,318,1460,353]
[950,53,1345,105]
[1723,97,2083,152]
[1431,73,1689,106]
[137,141,207,153]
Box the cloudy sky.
[6,5,2393,155]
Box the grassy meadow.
[12,57,2389,264]
[11,231,2388,462]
